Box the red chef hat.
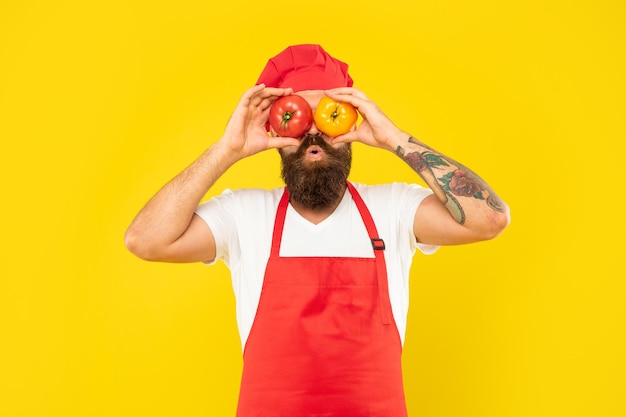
[256,44,353,92]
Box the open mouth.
[306,145,325,160]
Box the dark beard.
[280,133,352,210]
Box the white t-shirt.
[195,182,438,350]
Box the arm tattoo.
[397,136,506,224]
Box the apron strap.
[270,189,290,258]
[270,184,393,325]
[346,182,393,325]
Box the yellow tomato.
[313,97,358,137]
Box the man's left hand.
[325,87,406,152]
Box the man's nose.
[305,121,320,136]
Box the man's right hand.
[219,84,301,161]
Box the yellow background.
[1,0,625,416]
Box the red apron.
[236,182,408,417]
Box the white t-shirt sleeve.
[399,183,439,255]
[194,189,238,266]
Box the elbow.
[124,228,162,262]
[482,206,511,240]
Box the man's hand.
[326,87,509,245]
[220,84,301,161]
[325,87,406,152]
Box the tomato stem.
[280,111,294,130]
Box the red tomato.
[269,95,313,138]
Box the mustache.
[294,133,337,158]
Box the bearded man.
[125,44,510,417]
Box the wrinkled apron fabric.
[236,182,408,417]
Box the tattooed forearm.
[397,136,507,224]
